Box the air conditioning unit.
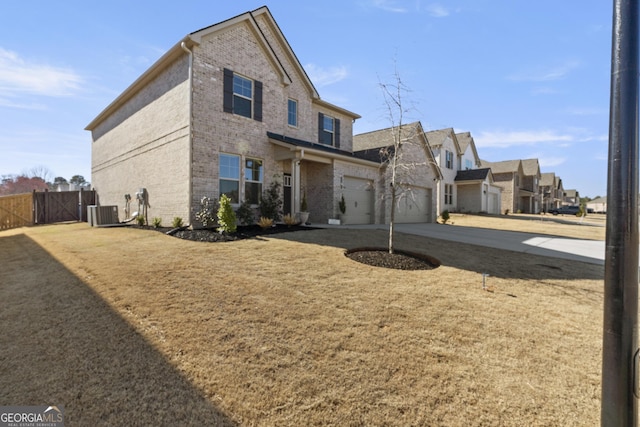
[87,205,119,226]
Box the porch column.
[292,159,301,212]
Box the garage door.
[343,177,373,224]
[396,186,432,223]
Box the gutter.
[181,41,194,226]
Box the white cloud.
[474,130,575,148]
[305,64,348,87]
[535,154,566,168]
[508,60,581,82]
[426,4,449,17]
[0,47,83,98]
[370,0,408,13]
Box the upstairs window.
[233,75,252,118]
[318,112,341,147]
[288,99,298,127]
[465,159,473,170]
[445,150,454,169]
[223,68,262,121]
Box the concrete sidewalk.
[318,222,605,265]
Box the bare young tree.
[378,67,416,254]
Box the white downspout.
[181,41,193,226]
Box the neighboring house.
[481,158,541,214]
[353,122,442,223]
[86,7,382,225]
[587,196,607,213]
[424,128,462,215]
[480,159,526,214]
[521,159,541,214]
[564,189,580,206]
[454,168,502,214]
[539,172,564,212]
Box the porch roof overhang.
[518,188,535,197]
[267,132,380,167]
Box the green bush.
[259,180,283,221]
[440,210,450,224]
[339,194,346,214]
[172,217,183,228]
[217,194,237,234]
[236,200,255,226]
[136,214,146,226]
[151,217,162,228]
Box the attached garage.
[342,176,374,224]
[395,186,432,223]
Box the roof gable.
[455,131,480,165]
[481,159,522,175]
[425,128,461,155]
[521,158,540,177]
[353,121,442,179]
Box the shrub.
[136,214,146,226]
[258,216,274,229]
[236,200,255,226]
[172,217,183,228]
[440,210,450,224]
[217,194,237,234]
[339,194,346,215]
[151,217,162,228]
[195,196,218,228]
[259,180,283,221]
[283,213,297,227]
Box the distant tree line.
[0,166,90,196]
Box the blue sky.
[0,1,612,197]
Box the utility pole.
[602,0,639,425]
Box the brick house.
[539,172,564,212]
[85,7,382,226]
[353,122,442,223]
[521,159,541,213]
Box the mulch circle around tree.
[345,247,441,271]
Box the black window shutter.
[223,68,234,113]
[335,118,341,148]
[254,80,263,122]
[318,112,324,144]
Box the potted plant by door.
[338,194,347,224]
[298,192,310,225]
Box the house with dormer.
[86,7,383,225]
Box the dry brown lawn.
[0,215,604,426]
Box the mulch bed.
[135,224,440,270]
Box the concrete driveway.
[323,223,605,265]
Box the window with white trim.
[219,154,240,203]
[288,99,298,127]
[244,158,263,205]
[445,184,453,205]
[445,150,454,169]
[321,115,334,145]
[233,75,252,118]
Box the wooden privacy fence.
[0,193,33,230]
[0,189,96,231]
